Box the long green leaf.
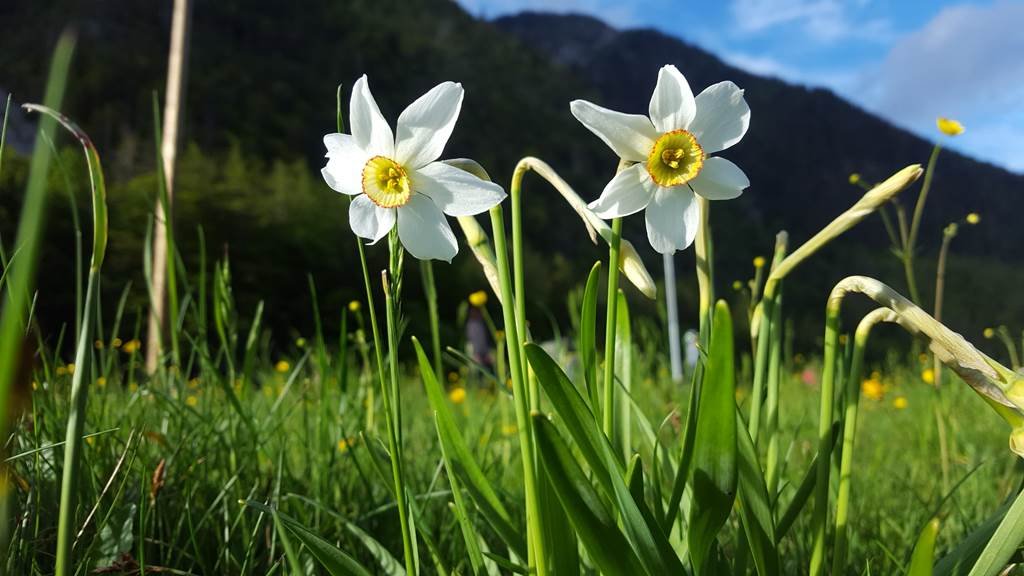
[968,487,1024,576]
[580,261,601,411]
[525,343,684,575]
[736,410,779,576]
[413,337,527,559]
[688,300,738,575]
[244,501,373,576]
[533,415,645,575]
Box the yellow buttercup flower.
[337,438,354,453]
[185,395,199,407]
[128,383,139,393]
[111,337,123,348]
[893,396,908,410]
[861,378,884,401]
[838,334,848,346]
[96,377,107,388]
[753,256,766,269]
[501,424,517,436]
[188,377,200,389]
[983,327,995,339]
[56,366,67,377]
[448,387,467,404]
[732,280,743,291]
[275,360,291,373]
[936,117,965,136]
[66,363,76,375]
[122,339,141,354]
[468,290,488,307]
[922,368,935,385]
[295,337,307,348]
[848,173,861,185]
[348,300,361,313]
[447,371,460,384]
[966,212,980,225]
[94,339,104,350]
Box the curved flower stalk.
[572,64,751,254]
[23,104,109,576]
[322,75,506,262]
[809,274,1024,575]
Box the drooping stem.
[382,232,416,575]
[832,308,899,575]
[602,217,622,439]
[508,161,537,410]
[809,295,842,576]
[996,326,1022,371]
[489,204,547,576]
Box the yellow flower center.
[363,156,411,208]
[646,130,704,187]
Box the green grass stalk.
[902,144,942,305]
[419,260,443,380]
[809,291,842,576]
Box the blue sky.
[457,0,1024,173]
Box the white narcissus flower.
[571,65,751,254]
[322,75,507,262]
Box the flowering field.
[4,24,1024,576]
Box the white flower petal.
[322,133,368,195]
[570,100,657,162]
[349,75,395,157]
[397,194,458,262]
[691,157,749,200]
[413,162,506,216]
[348,194,395,243]
[689,81,750,154]
[395,82,464,169]
[645,186,699,254]
[649,64,696,133]
[587,163,658,218]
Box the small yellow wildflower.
[56,366,67,377]
[96,377,107,388]
[447,371,459,384]
[893,396,908,410]
[468,290,488,307]
[922,368,935,385]
[870,370,881,380]
[32,381,39,390]
[501,424,517,437]
[984,327,995,339]
[94,339,104,350]
[861,378,884,401]
[449,387,467,404]
[848,173,861,185]
[966,212,980,225]
[128,383,139,393]
[348,300,361,313]
[296,337,307,348]
[753,256,766,269]
[275,360,290,373]
[838,334,848,346]
[185,395,199,407]
[918,353,928,364]
[85,436,95,446]
[337,438,352,453]
[188,377,200,389]
[66,363,76,375]
[122,339,141,354]
[732,280,743,291]
[936,117,965,136]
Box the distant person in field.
[466,307,494,373]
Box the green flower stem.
[694,197,714,343]
[383,232,416,575]
[419,260,442,379]
[489,204,547,576]
[902,143,942,305]
[763,291,783,495]
[832,308,898,575]
[509,163,533,405]
[933,224,957,385]
[809,293,842,576]
[602,217,622,439]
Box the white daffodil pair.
[572,64,751,254]
[321,76,506,262]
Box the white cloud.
[719,50,859,92]
[855,0,1024,172]
[729,0,893,43]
